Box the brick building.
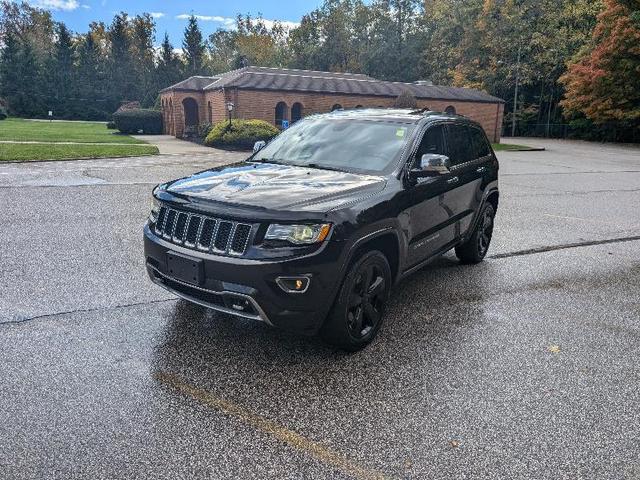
[160,66,505,142]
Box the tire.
[321,250,392,351]
[455,202,495,264]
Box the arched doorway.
[331,104,342,111]
[291,102,303,123]
[182,97,199,129]
[275,101,288,128]
[445,105,456,115]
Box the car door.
[404,123,459,267]
[443,124,487,238]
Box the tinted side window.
[446,124,474,165]
[469,127,491,158]
[415,125,446,162]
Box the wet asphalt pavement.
[1,139,639,479]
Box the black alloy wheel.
[321,250,391,351]
[455,202,495,264]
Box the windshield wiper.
[304,163,348,173]
[253,158,285,165]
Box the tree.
[131,13,156,106]
[560,0,640,124]
[107,12,134,111]
[182,15,205,75]
[394,90,418,108]
[0,30,21,114]
[156,32,184,90]
[76,31,108,118]
[51,22,76,116]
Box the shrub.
[0,106,7,120]
[198,122,213,139]
[113,109,163,134]
[205,119,279,150]
[106,121,116,129]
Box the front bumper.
[144,224,343,334]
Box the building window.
[275,101,288,127]
[291,102,303,123]
[331,104,343,111]
[445,105,456,115]
[207,101,212,123]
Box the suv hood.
[162,162,386,212]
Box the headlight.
[149,196,160,223]
[265,223,331,245]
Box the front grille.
[154,205,253,256]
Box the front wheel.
[455,203,495,264]
[321,250,391,351]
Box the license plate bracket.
[166,251,204,285]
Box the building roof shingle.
[163,66,504,104]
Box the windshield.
[253,117,415,174]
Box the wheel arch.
[344,229,401,283]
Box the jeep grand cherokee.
[144,109,499,350]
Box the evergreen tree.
[76,32,108,118]
[0,30,21,114]
[16,39,44,116]
[131,13,156,106]
[182,15,205,75]
[52,22,76,117]
[156,32,183,89]
[107,12,134,111]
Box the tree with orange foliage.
[560,0,640,124]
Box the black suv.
[144,109,498,350]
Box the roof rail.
[408,108,431,115]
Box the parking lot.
[1,139,639,479]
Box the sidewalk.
[132,135,220,155]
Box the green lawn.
[0,143,159,162]
[0,118,159,161]
[492,143,537,151]
[0,118,146,144]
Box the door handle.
[476,166,487,174]
[446,176,459,185]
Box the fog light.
[276,276,310,293]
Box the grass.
[0,143,159,162]
[0,118,146,144]
[492,143,538,151]
[0,117,159,161]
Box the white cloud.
[81,4,90,9]
[33,0,80,10]
[176,14,235,27]
[150,12,165,19]
[175,14,299,31]
[260,19,300,30]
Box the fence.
[502,123,640,143]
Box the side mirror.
[253,140,266,153]
[410,154,451,179]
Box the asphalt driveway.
[1,139,639,479]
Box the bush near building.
[113,109,163,134]
[205,119,279,150]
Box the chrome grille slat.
[154,205,252,256]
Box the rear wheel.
[455,203,495,264]
[321,250,391,351]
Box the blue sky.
[31,0,322,45]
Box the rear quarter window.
[469,127,491,158]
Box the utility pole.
[511,44,521,138]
